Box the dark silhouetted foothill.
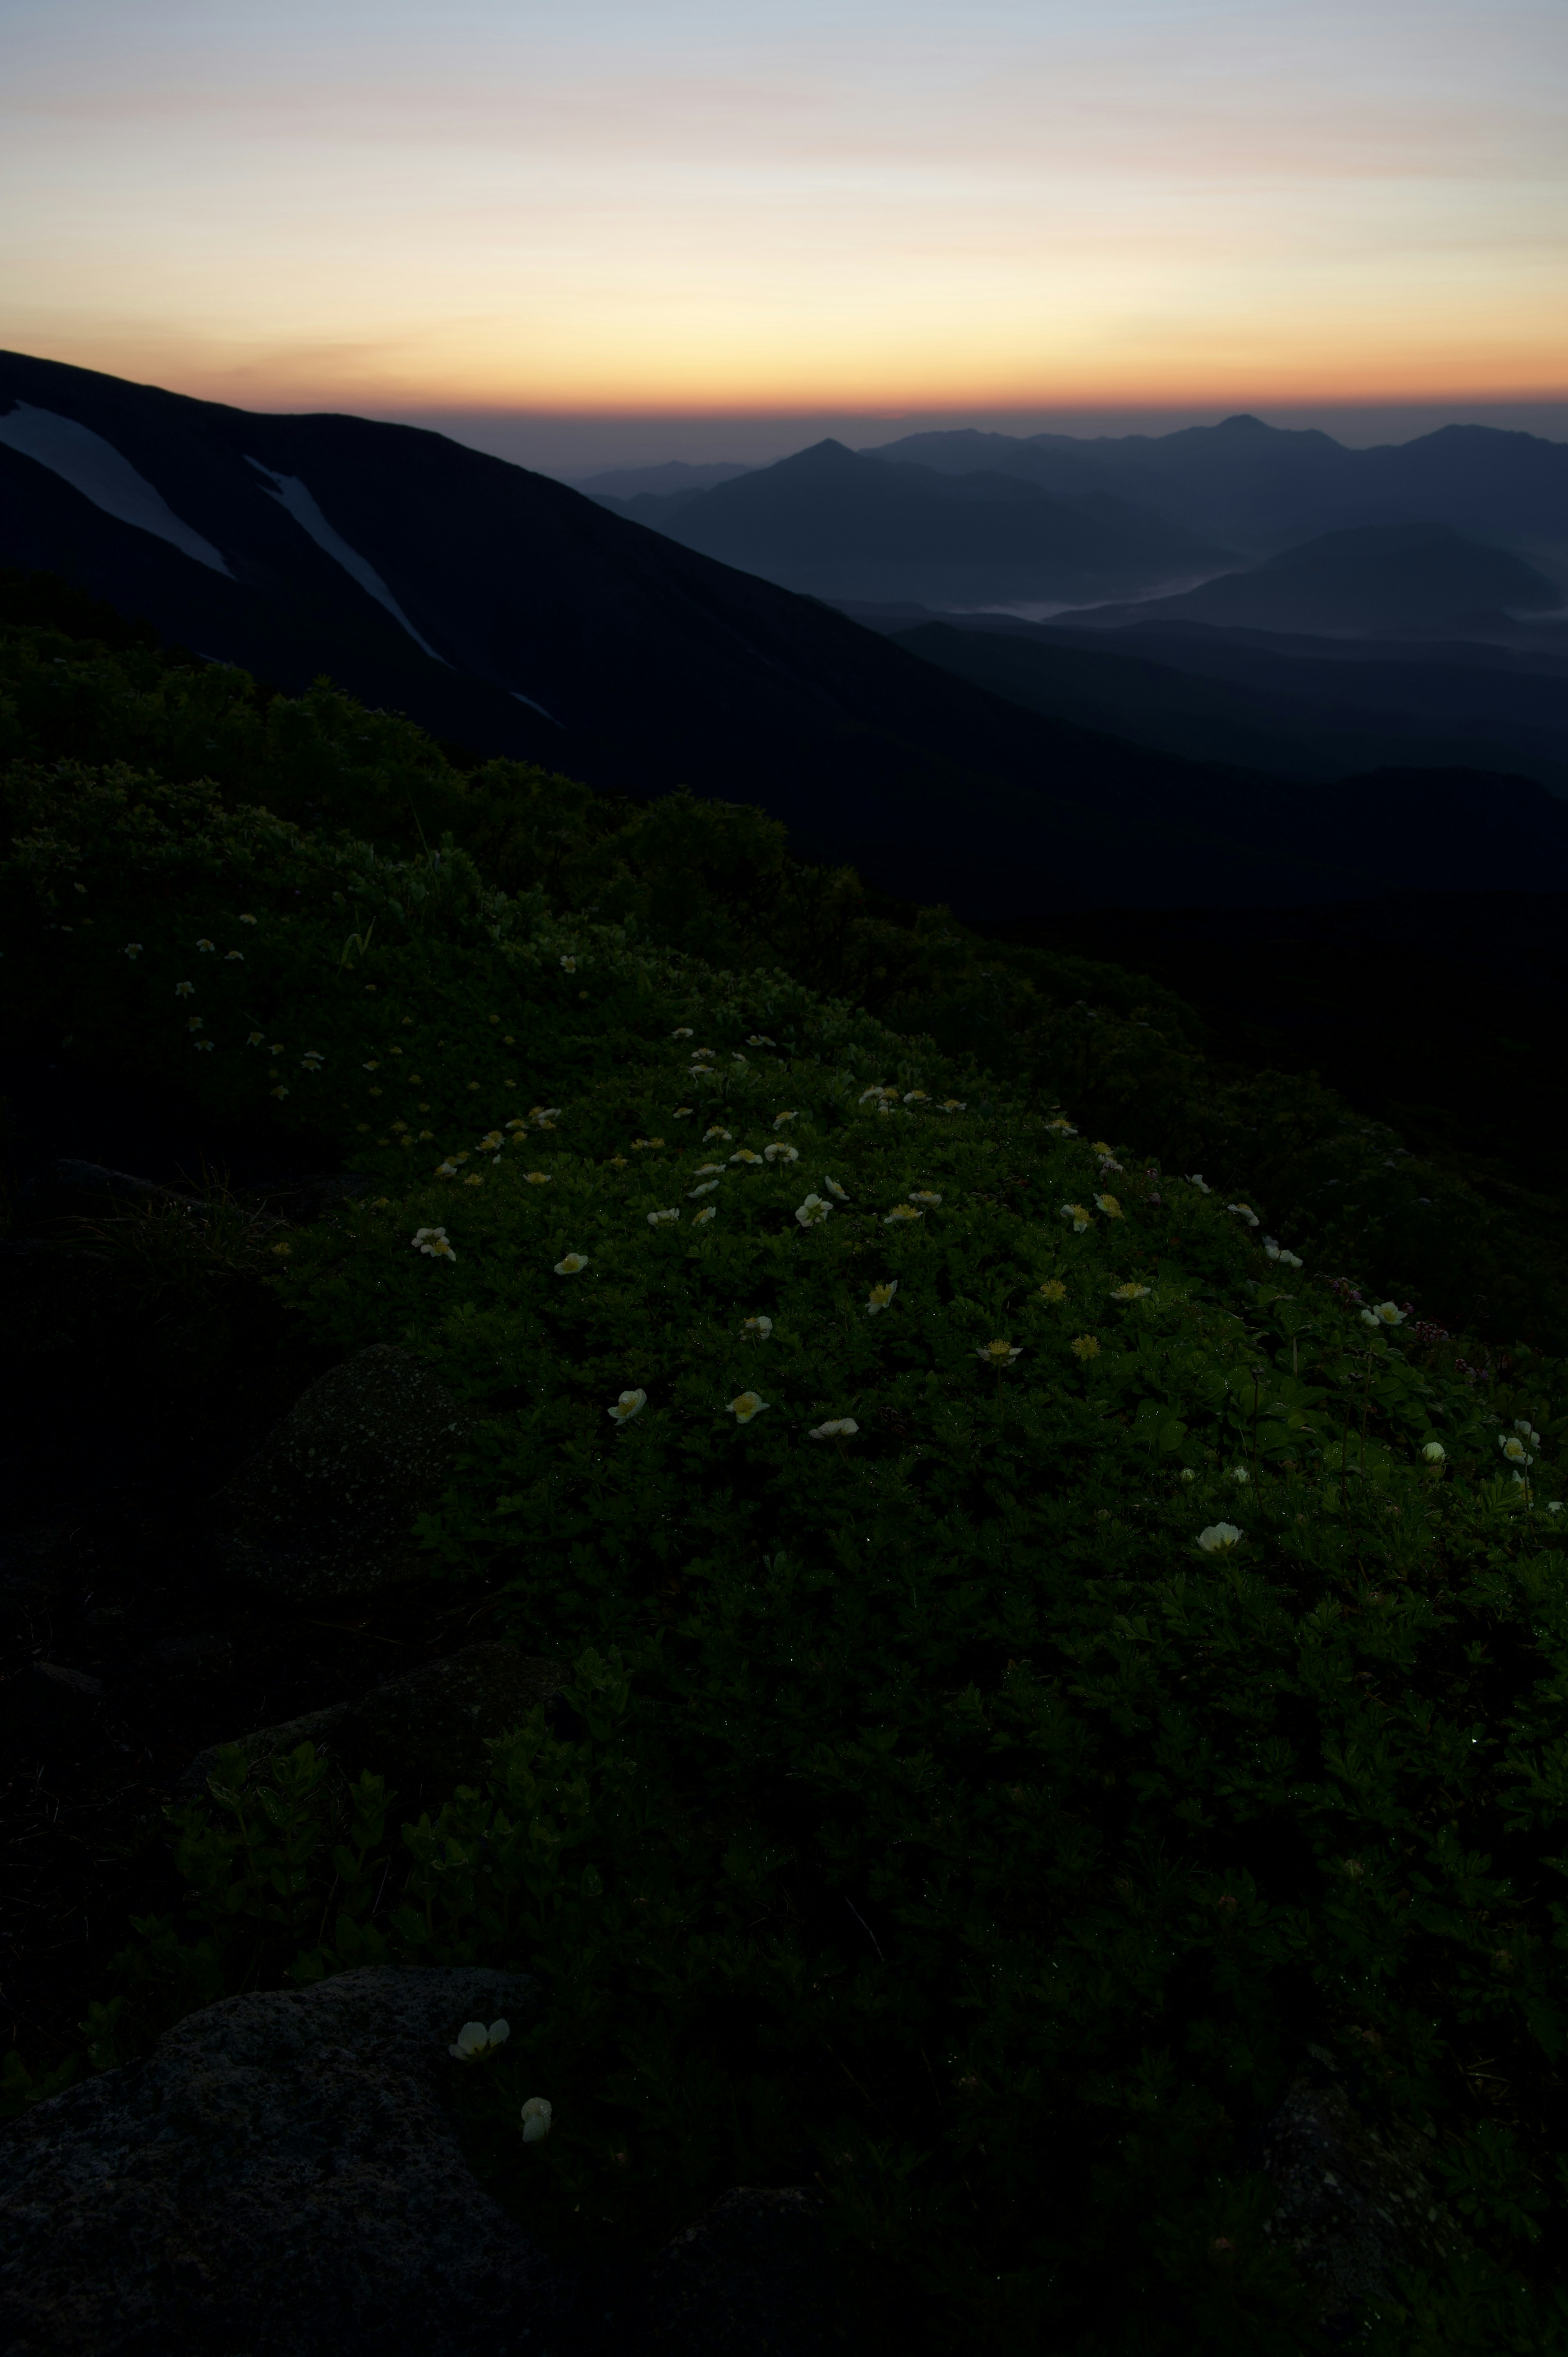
[0,1966,561,2357]
[646,2187,849,2357]
[217,1343,467,1599]
[179,1640,565,1803]
[1260,2050,1458,2321]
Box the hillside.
[1068,523,1561,637]
[7,602,1568,2347]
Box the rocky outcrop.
[179,1640,566,1804]
[0,1965,563,2356]
[1260,2048,1458,2319]
[217,1344,468,1598]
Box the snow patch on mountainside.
[0,405,232,575]
[245,459,447,663]
[512,689,560,723]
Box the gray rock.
[0,1965,570,2357]
[645,2187,848,2357]
[179,1641,566,1805]
[1260,2048,1458,2319]
[216,1344,468,1598]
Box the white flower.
[1109,1282,1151,1300]
[187,1016,203,1032]
[939,1099,966,1113]
[903,1090,929,1105]
[175,980,194,997]
[1198,1524,1242,1552]
[449,2018,510,2060]
[731,1054,748,1067]
[866,1280,898,1315]
[976,1339,1022,1366]
[196,938,215,952]
[672,1027,694,1039]
[1422,1441,1446,1462]
[560,955,577,972]
[124,942,143,958]
[225,950,244,961]
[695,1163,725,1176]
[823,1177,851,1201]
[750,1034,776,1047]
[883,1203,920,1226]
[1061,1203,1093,1232]
[1046,1117,1077,1136]
[1548,1501,1564,1514]
[1227,1202,1259,1228]
[270,1084,289,1099]
[194,1038,214,1052]
[674,1107,694,1119]
[691,1047,716,1062]
[743,1315,773,1338]
[728,1391,768,1424]
[730,1148,762,1166]
[608,1389,647,1424]
[436,1160,460,1178]
[909,1190,941,1206]
[413,1227,457,1261]
[859,1086,891,1105]
[1228,1466,1250,1485]
[1265,1244,1303,1269]
[1097,1156,1123,1174]
[1369,1301,1405,1326]
[796,1194,833,1227]
[810,1418,859,1439]
[554,1253,589,1275]
[1516,1418,1542,1445]
[524,1171,550,1186]
[771,1110,797,1129]
[693,1204,716,1225]
[704,1126,732,1142]
[238,914,256,925]
[764,1142,799,1164]
[1187,1174,1212,1194]
[521,2096,553,2143]
[688,1180,720,1197]
[647,1207,680,1226]
[1502,1436,1533,1465]
[248,1030,265,1046]
[1180,1468,1196,1482]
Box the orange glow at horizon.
[3,1,1565,425]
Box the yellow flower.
[524,1171,550,1185]
[693,1205,716,1225]
[271,1241,291,1257]
[1095,1194,1123,1220]
[479,1131,503,1150]
[1091,1141,1114,1155]
[506,1118,528,1131]
[728,1391,768,1424]
[607,1389,647,1425]
[553,1253,589,1276]
[1109,1282,1150,1301]
[1061,1203,1093,1232]
[810,1418,859,1439]
[632,1137,665,1151]
[1070,1334,1100,1360]
[977,1339,1022,1366]
[743,1315,773,1338]
[866,1280,898,1315]
[883,1203,921,1226]
[1046,1117,1077,1136]
[938,1099,966,1113]
[1038,1280,1067,1302]
[773,1110,797,1128]
[462,1174,484,1188]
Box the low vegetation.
[4,575,1568,2350]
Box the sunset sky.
[3,0,1565,468]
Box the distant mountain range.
[587,438,1231,605]
[6,348,1568,914]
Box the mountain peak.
[1216,414,1269,431]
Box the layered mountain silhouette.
[1066,523,1561,637]
[866,414,1568,561]
[6,348,1568,913]
[589,439,1230,604]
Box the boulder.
[216,1344,468,1599]
[179,1641,566,1805]
[646,2187,848,2357]
[0,1965,569,2357]
[1260,2048,1458,2320]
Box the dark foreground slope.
[7,352,1568,912]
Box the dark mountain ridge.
[6,349,1568,912]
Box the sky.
[3,0,1566,471]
